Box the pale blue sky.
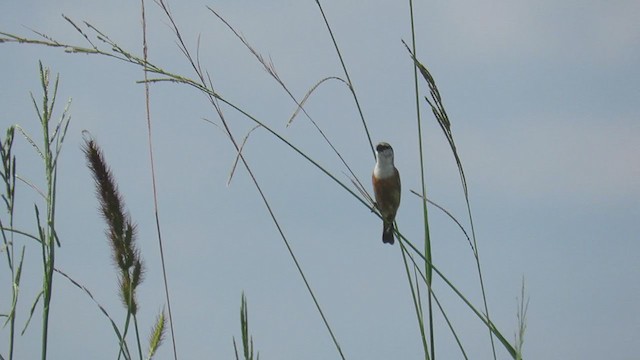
[1,1,639,359]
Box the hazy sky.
[1,1,639,359]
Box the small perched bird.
[372,142,401,244]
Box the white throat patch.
[374,150,395,179]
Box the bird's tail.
[382,222,395,245]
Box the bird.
[372,142,401,244]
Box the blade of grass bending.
[20,290,42,336]
[54,269,132,359]
[410,190,473,252]
[14,125,43,160]
[0,227,42,244]
[15,174,46,200]
[285,76,348,127]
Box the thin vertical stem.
[140,1,178,359]
[32,61,62,360]
[1,126,17,360]
[408,0,435,358]
[133,316,143,360]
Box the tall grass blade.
[238,293,257,360]
[140,2,178,357]
[0,125,18,360]
[407,1,435,358]
[404,42,499,359]
[14,125,43,160]
[515,279,529,360]
[20,291,42,336]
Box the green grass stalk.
[399,224,431,360]
[233,293,259,360]
[27,62,70,360]
[1,126,18,360]
[407,1,436,358]
[139,1,178,358]
[405,47,499,359]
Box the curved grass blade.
[54,268,132,359]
